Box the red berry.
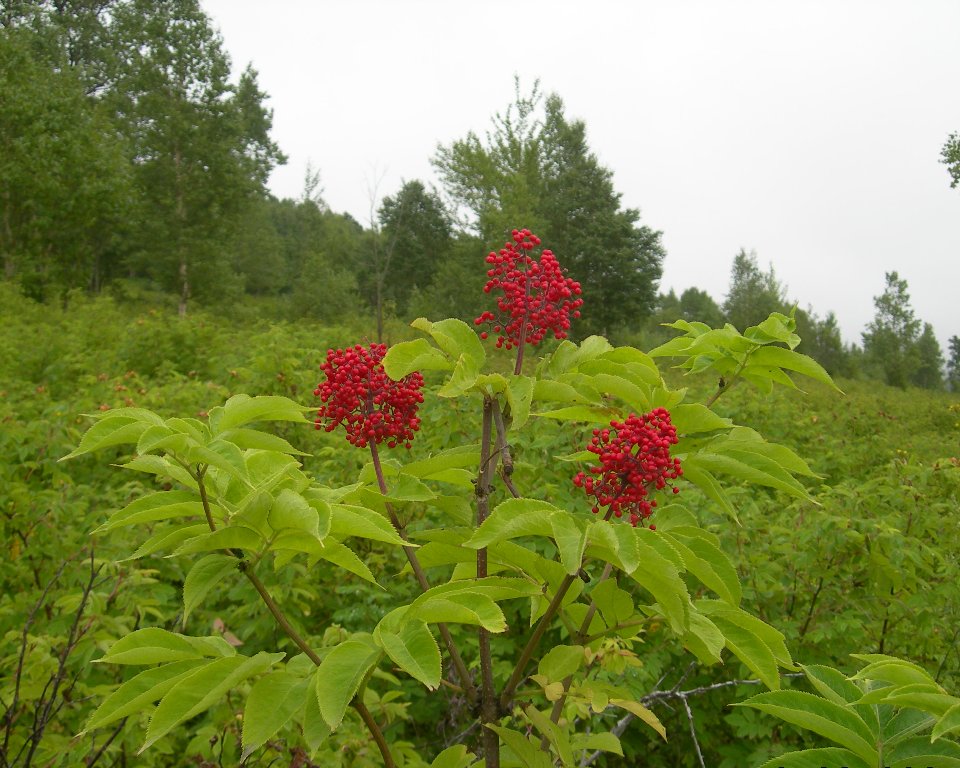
[314,343,423,450]
[572,409,682,528]
[474,230,583,351]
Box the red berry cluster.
[474,229,583,350]
[314,343,424,449]
[572,408,683,528]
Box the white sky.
[202,0,960,351]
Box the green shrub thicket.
[0,287,958,767]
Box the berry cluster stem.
[368,440,477,703]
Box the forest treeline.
[2,0,958,390]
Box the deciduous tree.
[862,271,921,388]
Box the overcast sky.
[202,0,960,350]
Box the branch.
[369,440,477,703]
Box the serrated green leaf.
[302,677,332,753]
[315,640,381,730]
[487,724,553,768]
[534,405,614,423]
[571,731,623,757]
[268,489,319,536]
[538,645,585,682]
[412,317,486,368]
[174,525,264,556]
[524,704,573,766]
[83,660,209,733]
[329,504,406,546]
[737,690,877,763]
[410,594,507,633]
[886,734,960,766]
[681,611,725,664]
[429,745,479,768]
[62,415,156,459]
[218,428,308,455]
[756,748,871,768]
[183,554,237,624]
[96,628,228,666]
[664,531,741,605]
[689,451,810,500]
[142,651,283,751]
[505,375,535,429]
[383,338,452,379]
[311,541,380,586]
[609,698,666,740]
[241,673,310,760]
[216,394,310,432]
[933,703,960,741]
[376,620,441,689]
[95,490,209,533]
[122,524,209,561]
[629,536,690,633]
[550,511,587,575]
[679,461,739,522]
[670,403,733,435]
[466,498,560,549]
[748,346,842,391]
[801,665,864,706]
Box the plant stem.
[195,465,397,768]
[491,400,520,498]
[548,563,614,727]
[368,441,477,703]
[499,572,577,710]
[354,699,397,768]
[476,397,500,768]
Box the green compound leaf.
[383,338,452,379]
[315,639,381,730]
[241,672,311,760]
[737,690,878,764]
[142,651,284,752]
[748,345,842,391]
[182,554,237,625]
[376,619,441,689]
[82,659,209,734]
